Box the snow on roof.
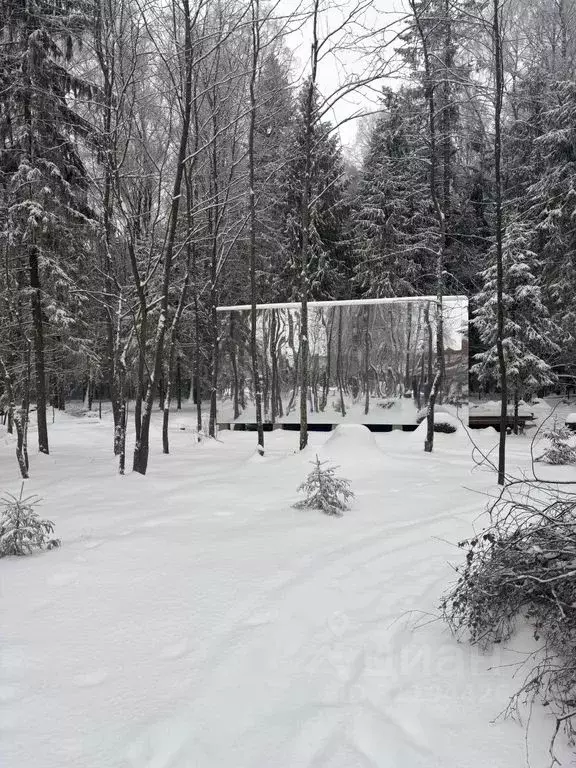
[216,295,467,311]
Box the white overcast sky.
[280,0,408,155]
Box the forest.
[0,0,574,480]
[4,2,576,764]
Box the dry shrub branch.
[441,483,576,761]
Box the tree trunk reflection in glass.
[215,297,468,426]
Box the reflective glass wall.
[216,297,468,425]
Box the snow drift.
[318,424,383,468]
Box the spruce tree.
[525,79,576,378]
[353,87,433,297]
[294,455,354,517]
[252,53,295,303]
[276,81,350,301]
[0,486,59,556]
[0,0,95,453]
[537,424,576,465]
[472,220,559,408]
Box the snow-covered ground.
[1,401,574,768]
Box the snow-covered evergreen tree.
[1,0,96,452]
[353,87,432,297]
[537,425,576,465]
[394,0,490,300]
[276,81,351,301]
[472,220,560,400]
[294,455,354,516]
[252,53,296,303]
[503,22,576,383]
[0,487,59,557]
[526,79,576,375]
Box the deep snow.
[1,400,575,768]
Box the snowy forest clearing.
[2,403,575,767]
[2,0,576,760]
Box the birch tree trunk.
[249,0,264,455]
[410,0,446,453]
[133,0,194,474]
[101,85,121,439]
[299,0,320,451]
[364,305,371,416]
[337,306,346,417]
[270,309,279,422]
[493,0,508,485]
[162,163,194,455]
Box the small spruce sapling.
[0,484,60,557]
[536,424,576,465]
[294,455,354,516]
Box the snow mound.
[410,412,467,446]
[324,423,377,448]
[411,411,485,453]
[319,424,382,467]
[416,406,451,423]
[566,413,576,425]
[416,411,460,430]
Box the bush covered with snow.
[442,489,576,752]
[294,455,354,517]
[414,411,461,434]
[415,407,455,425]
[536,425,576,465]
[433,421,457,434]
[0,486,60,557]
